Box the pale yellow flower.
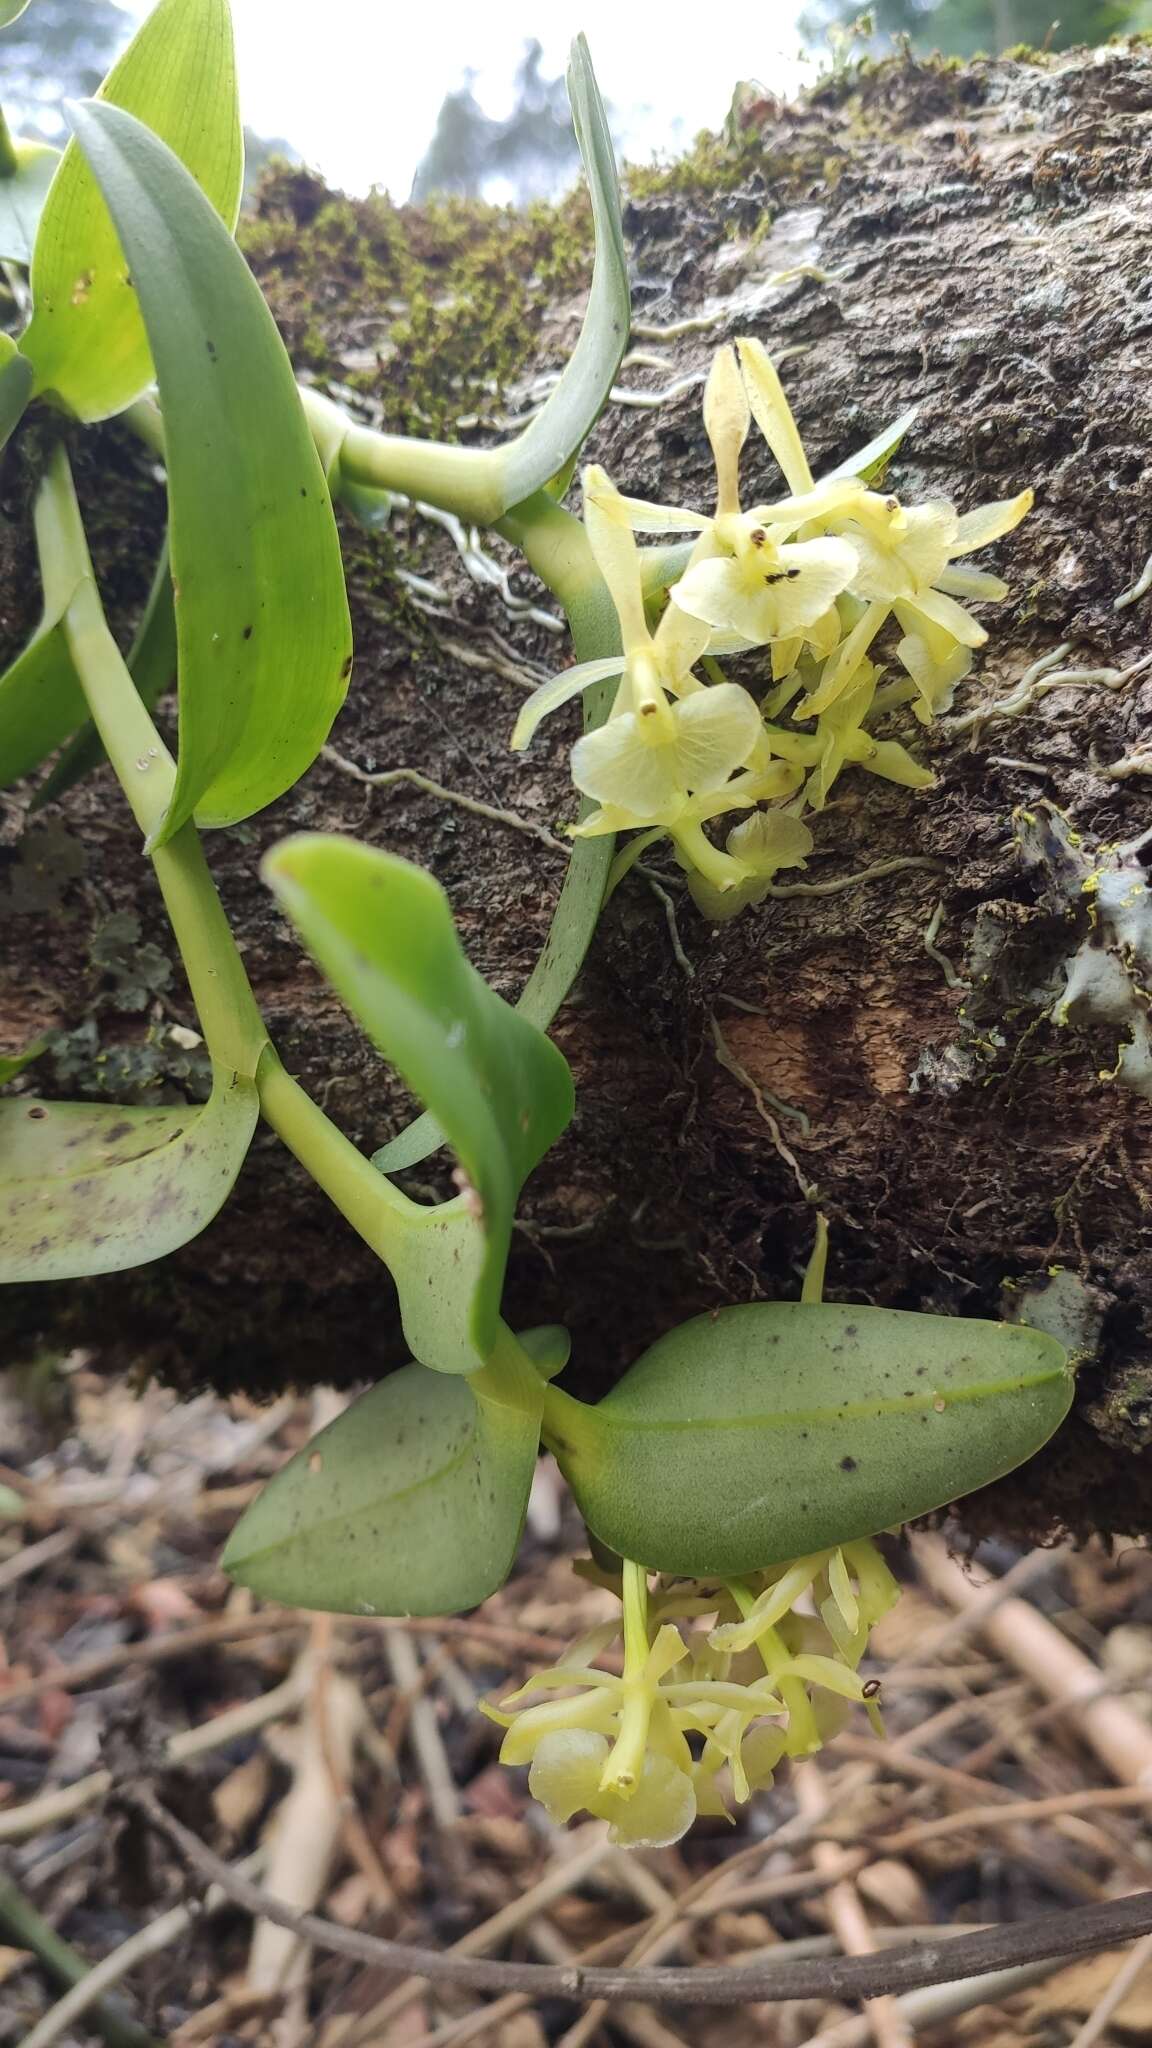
[800,485,1034,716]
[511,464,710,755]
[570,680,761,822]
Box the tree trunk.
[3,41,1150,1550]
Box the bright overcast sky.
[122,1,810,199]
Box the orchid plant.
[0,0,1072,1847]
[514,339,1034,918]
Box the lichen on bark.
[2,37,1151,1550]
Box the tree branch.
[121,1785,1152,2010]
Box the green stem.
[150,827,267,1075]
[0,1875,159,2048]
[538,1377,603,1463]
[601,1558,652,1794]
[35,440,420,1261]
[257,1049,419,1256]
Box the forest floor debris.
[2,1359,1152,2047]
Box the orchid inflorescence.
[484,1539,900,1847]
[513,339,1034,919]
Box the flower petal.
[895,630,972,724]
[934,564,1009,602]
[571,714,685,818]
[583,465,650,652]
[727,809,814,877]
[704,343,751,515]
[654,598,711,682]
[672,683,762,792]
[614,493,712,533]
[511,657,624,751]
[800,600,889,716]
[736,336,814,494]
[672,539,856,647]
[528,1728,610,1821]
[903,586,988,648]
[951,486,1034,555]
[605,1752,697,1848]
[843,501,956,602]
[857,739,935,791]
[501,1690,619,1767]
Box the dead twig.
[119,1786,1152,2007]
[1069,1929,1152,2047]
[796,1763,914,2048]
[20,1853,264,2048]
[0,1659,309,1843]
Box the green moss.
[240,168,593,443]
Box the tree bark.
[3,41,1151,1548]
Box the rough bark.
[3,39,1151,1547]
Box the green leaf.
[0,138,59,266]
[0,332,32,449]
[0,527,176,798]
[0,1063,258,1280]
[0,619,87,793]
[20,0,242,423]
[222,1359,541,1615]
[0,1038,47,1085]
[549,1303,1073,1577]
[67,101,352,844]
[498,37,628,511]
[373,574,623,1178]
[264,834,574,1364]
[33,537,176,808]
[321,37,626,528]
[0,1,32,24]
[822,407,919,487]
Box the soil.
[2,37,1151,1551]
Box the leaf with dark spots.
[225,1360,541,1616]
[0,1063,257,1280]
[551,1302,1073,1578]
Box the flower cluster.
[512,338,1033,917]
[484,1543,900,1847]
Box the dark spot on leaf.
[242,625,253,641]
[206,338,218,359]
[840,1456,858,1471]
[105,1121,132,1142]
[27,1105,47,1121]
[844,1324,858,1337]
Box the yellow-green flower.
[510,465,709,756]
[488,1540,901,1843]
[799,486,1034,717]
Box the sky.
[122,0,811,200]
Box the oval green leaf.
[222,1361,541,1616]
[20,0,242,422]
[66,100,352,844]
[0,1063,257,1279]
[0,138,59,266]
[0,1,32,24]
[550,1303,1072,1578]
[265,835,574,1364]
